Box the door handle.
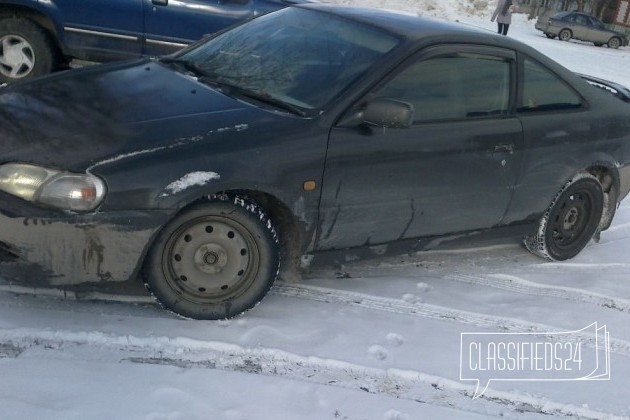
[492,144,514,155]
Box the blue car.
[0,0,310,83]
[535,11,629,49]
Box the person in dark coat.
[491,0,515,36]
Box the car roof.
[296,4,586,93]
[571,12,592,18]
[296,4,564,62]
[552,11,572,18]
[555,11,595,19]
[299,3,504,44]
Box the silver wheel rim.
[162,215,260,304]
[0,34,35,79]
[609,38,620,48]
[560,31,570,41]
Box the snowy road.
[2,3,630,419]
[2,200,629,419]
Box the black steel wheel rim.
[162,215,260,304]
[549,189,596,250]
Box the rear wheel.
[524,174,604,261]
[607,37,621,49]
[144,195,280,319]
[0,18,57,83]
[558,29,572,42]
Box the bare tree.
[576,0,587,12]
[591,0,618,20]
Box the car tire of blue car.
[143,195,280,320]
[0,18,58,83]
[558,29,572,42]
[608,37,621,49]
[524,173,604,261]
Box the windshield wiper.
[199,75,307,117]
[160,62,307,117]
[160,58,211,78]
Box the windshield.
[174,7,399,113]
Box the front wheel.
[607,37,621,49]
[0,18,57,83]
[524,174,604,261]
[545,33,556,39]
[558,29,572,42]
[144,196,280,319]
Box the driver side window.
[374,52,511,123]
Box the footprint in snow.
[384,409,409,420]
[416,282,431,292]
[368,345,389,361]
[385,333,405,347]
[401,293,422,304]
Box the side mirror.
[338,98,414,129]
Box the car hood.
[0,59,257,171]
[602,28,627,38]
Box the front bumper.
[0,192,171,286]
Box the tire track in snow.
[0,327,623,420]
[445,273,630,313]
[2,281,629,355]
[271,283,630,357]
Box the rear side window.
[574,14,588,25]
[375,53,511,122]
[518,58,582,112]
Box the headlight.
[0,163,106,211]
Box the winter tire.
[524,174,604,261]
[545,33,555,39]
[144,195,280,320]
[0,18,57,83]
[607,37,621,49]
[558,29,572,42]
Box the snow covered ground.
[2,2,630,419]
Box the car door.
[54,0,143,57]
[586,16,610,44]
[316,46,524,250]
[504,56,593,224]
[571,13,590,40]
[142,0,255,56]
